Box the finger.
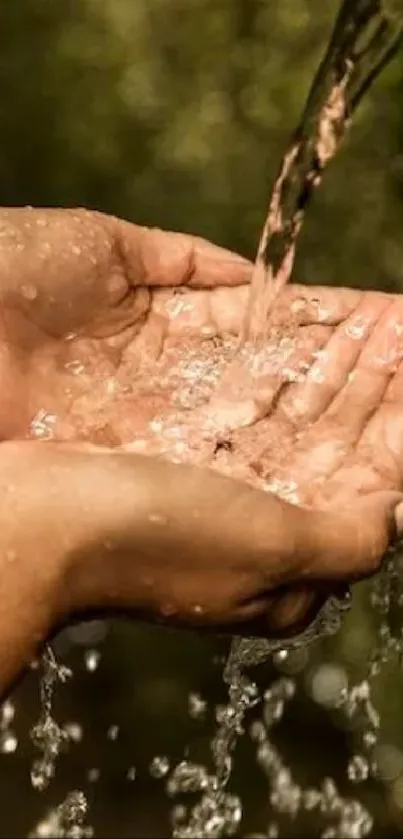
[344,361,403,492]
[149,285,250,337]
[278,293,388,425]
[118,221,253,289]
[304,491,403,581]
[143,271,390,341]
[235,586,324,638]
[320,298,403,442]
[308,361,403,502]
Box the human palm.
[2,207,403,634]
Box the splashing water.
[30,645,72,792]
[0,699,17,754]
[24,546,403,837]
[29,791,93,839]
[166,545,403,839]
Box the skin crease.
[0,206,402,696]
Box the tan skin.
[0,206,402,697]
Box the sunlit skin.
[0,207,402,696]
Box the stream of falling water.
[16,2,403,838]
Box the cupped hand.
[1,207,402,639]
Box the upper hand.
[1,207,402,636]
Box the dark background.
[1,1,403,836]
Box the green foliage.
[383,0,403,23]
[2,0,403,289]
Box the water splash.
[164,541,403,839]
[30,410,57,440]
[150,755,170,779]
[25,544,403,838]
[29,791,93,839]
[0,699,17,754]
[30,645,71,791]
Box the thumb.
[303,491,403,583]
[117,220,253,289]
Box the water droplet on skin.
[265,478,300,505]
[21,283,38,300]
[148,513,167,525]
[149,419,163,433]
[149,755,170,778]
[345,322,366,340]
[283,366,305,383]
[65,359,85,376]
[201,324,216,337]
[291,297,306,314]
[105,379,116,395]
[71,245,81,256]
[164,298,193,318]
[307,365,325,384]
[312,349,328,363]
[30,410,57,440]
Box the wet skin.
[0,206,402,696]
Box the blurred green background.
[2,0,403,836]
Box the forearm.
[0,440,385,697]
[0,442,310,689]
